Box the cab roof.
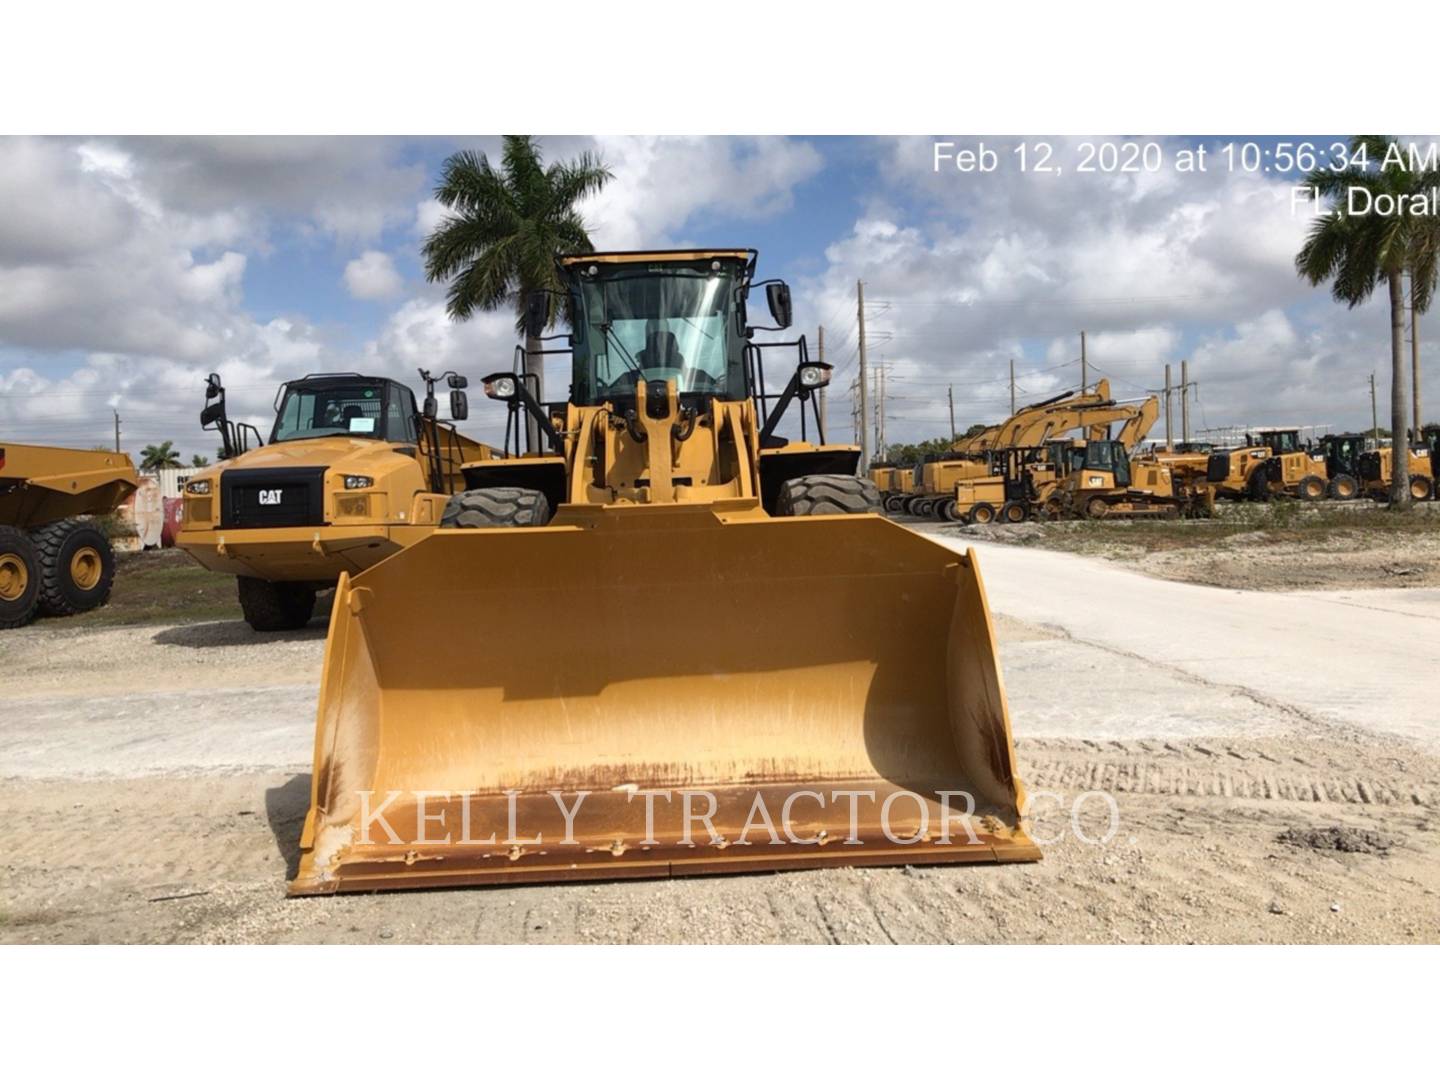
[558,249,754,266]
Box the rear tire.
[238,576,317,632]
[776,475,883,517]
[1297,475,1326,502]
[913,497,934,518]
[31,518,116,617]
[1328,474,1359,500]
[940,500,963,522]
[882,495,904,514]
[969,502,996,526]
[441,487,551,528]
[1000,500,1028,524]
[1247,469,1272,502]
[0,525,40,630]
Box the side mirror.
[200,401,224,428]
[766,282,793,329]
[525,291,551,338]
[449,390,469,421]
[447,374,468,390]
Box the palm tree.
[1296,135,1440,506]
[190,454,210,468]
[422,136,611,437]
[139,441,182,471]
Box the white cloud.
[343,250,403,300]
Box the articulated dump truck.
[0,442,137,629]
[291,248,1039,894]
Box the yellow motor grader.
[289,248,1039,894]
[1205,428,1329,501]
[1357,441,1435,502]
[0,442,138,629]
[177,369,497,630]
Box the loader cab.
[1253,428,1301,455]
[1320,433,1366,479]
[563,253,756,410]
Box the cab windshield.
[569,262,746,405]
[271,380,416,444]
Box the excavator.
[289,249,1040,894]
[905,382,1115,518]
[946,395,1160,523]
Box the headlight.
[186,479,211,495]
[343,475,374,490]
[483,374,518,400]
[798,363,832,389]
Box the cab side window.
[388,388,420,444]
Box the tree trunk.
[1388,271,1411,508]
[524,332,544,452]
[1412,277,1423,437]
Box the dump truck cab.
[177,370,494,630]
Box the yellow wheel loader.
[290,249,1039,894]
[177,370,497,631]
[0,442,138,629]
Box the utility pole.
[1180,359,1192,443]
[856,280,869,470]
[113,410,121,453]
[878,359,886,453]
[1080,331,1087,393]
[817,324,828,436]
[947,385,956,442]
[1009,357,1016,414]
[1370,372,1379,443]
[1163,364,1174,450]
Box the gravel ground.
[2,537,1437,944]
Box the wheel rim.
[974,507,993,524]
[70,546,102,591]
[0,553,28,601]
[1412,480,1429,500]
[1338,479,1356,498]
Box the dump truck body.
[0,442,138,629]
[291,248,1038,894]
[177,372,495,629]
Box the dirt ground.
[948,501,1440,591]
[3,605,1437,944]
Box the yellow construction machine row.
[284,249,1041,893]
[0,442,138,629]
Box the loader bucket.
[290,502,1039,894]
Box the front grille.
[1206,453,1230,483]
[220,467,326,528]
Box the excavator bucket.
[290,503,1039,894]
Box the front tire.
[1296,475,1326,502]
[1000,500,1028,524]
[238,576,317,632]
[441,487,551,528]
[777,475,882,517]
[1409,476,1433,502]
[969,502,997,526]
[0,525,40,630]
[31,518,117,617]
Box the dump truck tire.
[441,487,551,528]
[31,518,116,617]
[0,525,41,629]
[1328,474,1359,500]
[1000,501,1028,524]
[883,494,905,514]
[776,475,882,517]
[969,502,996,525]
[1411,476,1433,501]
[238,576,317,632]
[940,499,962,522]
[1297,475,1326,501]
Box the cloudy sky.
[0,135,1429,460]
